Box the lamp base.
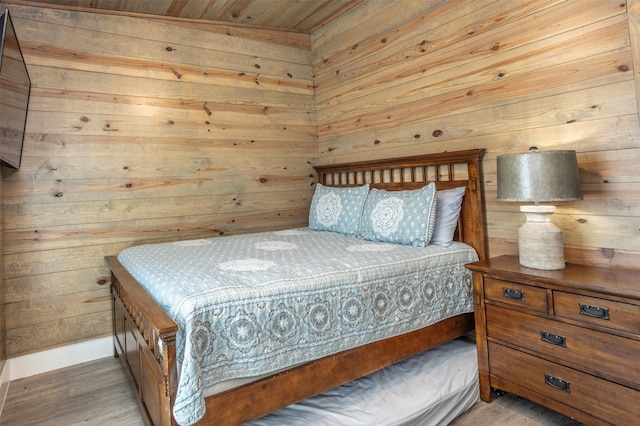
[518,205,566,270]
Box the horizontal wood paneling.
[15,0,363,36]
[317,17,632,139]
[3,0,640,359]
[2,4,316,357]
[312,0,640,269]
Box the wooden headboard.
[313,149,486,260]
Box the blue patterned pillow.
[309,183,370,236]
[359,183,437,247]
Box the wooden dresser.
[466,256,640,426]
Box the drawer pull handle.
[544,374,570,393]
[579,303,610,320]
[503,287,524,301]
[541,331,566,347]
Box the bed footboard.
[108,256,178,426]
[201,312,474,424]
[109,250,474,426]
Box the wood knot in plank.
[171,68,182,79]
[600,248,615,259]
[96,276,109,285]
[432,130,443,137]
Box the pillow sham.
[358,182,437,247]
[430,186,466,247]
[309,183,369,236]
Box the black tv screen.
[0,9,31,169]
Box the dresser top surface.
[467,255,640,301]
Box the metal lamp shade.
[497,150,583,203]
[496,149,582,270]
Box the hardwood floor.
[1,357,143,426]
[450,395,583,426]
[0,356,582,425]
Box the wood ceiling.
[15,0,364,33]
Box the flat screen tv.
[0,8,31,169]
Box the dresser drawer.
[486,304,640,388]
[554,291,640,335]
[484,278,548,313]
[489,342,640,425]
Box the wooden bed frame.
[107,148,486,426]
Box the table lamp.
[497,147,582,270]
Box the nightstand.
[466,255,640,426]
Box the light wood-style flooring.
[1,356,582,425]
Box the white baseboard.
[0,360,10,417]
[9,336,113,380]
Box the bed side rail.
[107,255,178,425]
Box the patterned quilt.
[117,228,478,425]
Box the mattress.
[117,228,478,425]
[246,336,480,426]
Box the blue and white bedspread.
[117,228,478,426]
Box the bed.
[107,148,486,426]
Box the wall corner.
[629,0,640,120]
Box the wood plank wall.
[0,158,4,366]
[312,0,640,269]
[1,4,317,357]
[2,0,639,359]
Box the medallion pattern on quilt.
[117,228,477,426]
[182,264,468,364]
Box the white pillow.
[430,186,466,247]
